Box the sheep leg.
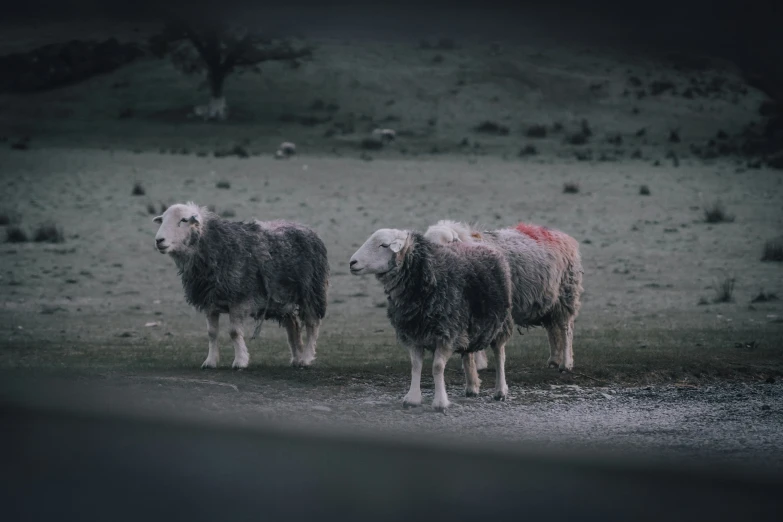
[229,311,250,370]
[491,342,508,401]
[545,324,565,369]
[432,341,455,412]
[462,352,481,397]
[474,350,489,371]
[201,312,220,369]
[283,316,305,367]
[301,322,320,366]
[403,346,424,408]
[561,317,575,372]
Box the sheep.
[349,228,514,411]
[420,221,494,371]
[371,128,396,142]
[153,202,329,369]
[425,220,583,371]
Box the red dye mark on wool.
[514,222,558,243]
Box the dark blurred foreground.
[1,377,782,522]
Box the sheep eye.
[180,218,188,223]
[380,243,389,248]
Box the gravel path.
[9,374,780,468]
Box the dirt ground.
[1,18,782,466]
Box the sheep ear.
[389,238,405,253]
[153,216,163,224]
[187,215,200,226]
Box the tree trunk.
[194,68,227,121]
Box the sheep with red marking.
[425,219,583,371]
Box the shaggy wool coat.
[377,233,513,353]
[171,217,329,325]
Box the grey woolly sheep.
[425,219,583,371]
[153,202,329,369]
[349,229,513,411]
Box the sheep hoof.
[547,358,561,369]
[465,388,479,398]
[402,393,422,408]
[493,390,508,401]
[201,360,218,369]
[232,359,249,370]
[431,399,450,412]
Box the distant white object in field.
[371,128,396,142]
[193,97,228,121]
[279,142,297,156]
[275,142,296,159]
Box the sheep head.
[153,202,204,255]
[349,228,410,275]
[424,219,482,244]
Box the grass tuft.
[703,200,735,223]
[713,276,735,303]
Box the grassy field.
[1,19,782,398]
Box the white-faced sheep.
[425,220,583,371]
[153,202,329,369]
[349,229,513,411]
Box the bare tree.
[149,13,312,120]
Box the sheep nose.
[156,238,165,245]
[349,260,357,267]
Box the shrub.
[519,145,538,157]
[751,290,778,303]
[474,121,509,135]
[33,222,64,243]
[216,180,231,189]
[639,185,651,196]
[5,226,28,243]
[525,125,547,138]
[703,200,735,223]
[761,240,783,262]
[132,182,145,196]
[563,182,580,194]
